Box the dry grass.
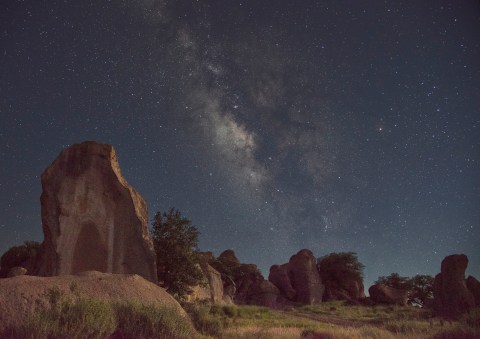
[187,301,480,339]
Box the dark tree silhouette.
[0,241,40,278]
[375,273,434,306]
[150,208,204,300]
[317,252,365,282]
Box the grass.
[1,287,203,339]
[2,288,479,338]
[186,301,480,339]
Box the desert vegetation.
[4,290,478,338]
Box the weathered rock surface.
[222,274,236,304]
[188,263,226,304]
[7,267,27,278]
[269,249,324,305]
[433,254,475,317]
[368,283,409,305]
[466,276,480,306]
[0,271,185,331]
[234,272,287,308]
[323,278,365,302]
[34,141,157,282]
[269,264,296,300]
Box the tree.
[0,241,40,278]
[375,273,412,290]
[374,273,434,306]
[150,208,204,300]
[317,252,365,283]
[408,274,434,306]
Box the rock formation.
[269,249,324,305]
[188,262,226,304]
[466,276,480,306]
[34,141,157,282]
[433,254,475,317]
[323,278,365,302]
[368,283,409,305]
[0,271,185,332]
[235,272,283,308]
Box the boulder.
[235,272,285,308]
[433,254,475,318]
[323,278,365,302]
[7,267,27,278]
[368,283,409,305]
[34,141,157,282]
[188,263,225,304]
[269,264,296,300]
[466,276,480,306]
[268,249,324,305]
[0,271,185,332]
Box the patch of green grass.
[112,302,199,339]
[8,297,116,339]
[2,287,202,339]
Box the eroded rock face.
[433,254,475,317]
[34,141,157,282]
[268,249,324,305]
[199,263,225,304]
[368,283,409,305]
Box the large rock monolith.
[268,249,324,304]
[34,141,157,282]
[433,254,475,318]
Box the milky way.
[1,0,479,288]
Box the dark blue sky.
[1,0,479,289]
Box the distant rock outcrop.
[269,249,324,305]
[34,141,157,282]
[0,271,184,332]
[368,283,409,305]
[206,249,289,308]
[433,254,475,318]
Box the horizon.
[1,0,479,291]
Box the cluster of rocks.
[189,248,369,308]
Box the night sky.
[1,0,479,289]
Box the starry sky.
[1,0,479,289]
